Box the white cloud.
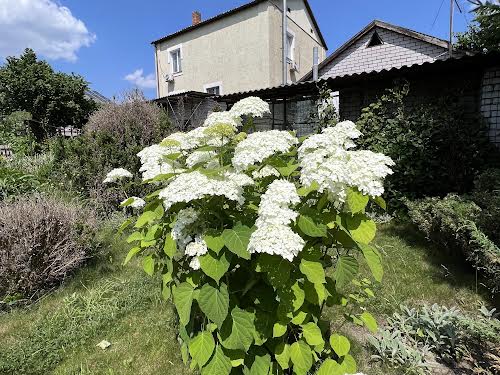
[0,0,95,62]
[124,69,156,89]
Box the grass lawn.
[0,224,494,375]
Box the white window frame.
[167,44,183,75]
[286,29,295,63]
[203,81,223,95]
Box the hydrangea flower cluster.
[171,207,199,251]
[252,165,280,179]
[185,236,208,270]
[248,180,304,261]
[232,130,298,171]
[103,168,133,183]
[299,120,394,202]
[229,96,271,118]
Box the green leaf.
[291,310,308,325]
[172,282,194,326]
[199,251,231,283]
[302,322,324,346]
[330,334,350,357]
[346,188,369,213]
[134,210,157,228]
[256,254,291,288]
[198,283,229,328]
[163,232,177,258]
[297,181,319,197]
[220,307,255,351]
[276,162,299,177]
[346,214,376,244]
[291,281,305,311]
[275,343,291,370]
[248,352,271,375]
[120,197,134,207]
[123,247,141,265]
[373,196,387,210]
[273,322,288,338]
[162,273,172,300]
[359,244,383,282]
[299,259,326,284]
[222,224,253,259]
[201,345,232,375]
[126,231,143,243]
[333,256,358,288]
[340,354,357,373]
[203,233,225,254]
[360,312,378,333]
[298,214,327,237]
[142,255,155,276]
[290,341,313,374]
[189,331,215,368]
[316,359,342,375]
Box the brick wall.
[321,27,448,79]
[480,66,500,145]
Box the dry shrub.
[0,195,99,299]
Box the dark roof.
[151,0,327,49]
[301,20,452,81]
[85,89,111,104]
[218,52,500,102]
[154,90,215,103]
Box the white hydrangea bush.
[114,96,393,375]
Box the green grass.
[0,223,495,374]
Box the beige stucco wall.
[154,0,326,97]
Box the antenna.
[449,0,454,57]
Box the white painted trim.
[167,43,183,74]
[203,81,223,95]
[286,28,296,62]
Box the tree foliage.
[456,2,500,52]
[0,49,97,137]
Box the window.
[286,31,295,62]
[206,86,220,95]
[204,82,222,95]
[169,48,182,73]
[367,31,383,47]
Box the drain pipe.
[313,46,319,81]
[282,0,288,85]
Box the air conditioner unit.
[289,61,299,72]
[165,73,175,82]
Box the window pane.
[171,49,181,73]
[287,34,293,60]
[206,86,220,95]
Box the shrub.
[51,90,171,211]
[0,195,99,300]
[407,195,500,293]
[113,97,394,374]
[356,84,495,208]
[0,111,36,155]
[472,168,500,246]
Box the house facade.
[152,0,327,98]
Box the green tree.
[0,48,97,138]
[456,2,500,52]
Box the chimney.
[192,11,201,25]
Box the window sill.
[172,72,183,77]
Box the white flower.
[229,97,270,118]
[185,237,208,257]
[121,196,146,209]
[159,171,248,211]
[232,130,298,171]
[137,144,185,181]
[204,111,242,130]
[186,151,217,168]
[137,144,178,166]
[172,208,199,251]
[248,225,304,262]
[252,165,280,179]
[224,171,255,187]
[299,121,394,202]
[103,168,133,183]
[256,180,300,227]
[189,257,201,270]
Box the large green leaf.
[248,352,271,375]
[201,345,232,375]
[172,282,194,326]
[134,210,157,228]
[346,214,376,244]
[316,359,342,375]
[275,343,291,370]
[142,255,155,276]
[302,322,324,346]
[298,214,327,238]
[198,283,229,328]
[299,259,326,284]
[199,251,231,283]
[189,331,215,368]
[123,246,141,266]
[290,340,313,374]
[360,312,378,333]
[359,244,383,282]
[273,322,288,338]
[203,233,225,254]
[330,334,350,357]
[346,188,369,213]
[126,231,143,244]
[256,254,291,288]
[222,224,253,259]
[221,307,255,351]
[333,256,358,288]
[163,232,177,258]
[339,354,357,373]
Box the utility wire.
[431,0,446,30]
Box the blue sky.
[0,0,474,99]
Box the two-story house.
[152,0,327,98]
